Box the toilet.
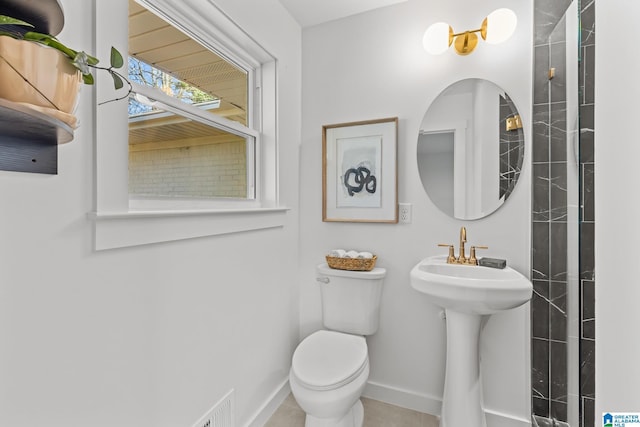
[290,263,386,427]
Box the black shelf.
[0,0,65,36]
[0,99,74,174]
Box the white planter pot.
[0,36,81,125]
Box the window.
[92,0,285,249]
[127,0,256,207]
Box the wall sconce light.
[423,8,517,56]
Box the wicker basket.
[326,255,377,271]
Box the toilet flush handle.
[316,277,330,284]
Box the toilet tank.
[316,263,386,335]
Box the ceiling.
[277,0,408,28]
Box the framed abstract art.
[322,117,398,223]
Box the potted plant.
[0,15,129,127]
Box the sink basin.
[410,255,532,315]
[410,255,533,427]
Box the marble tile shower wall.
[531,1,595,426]
[578,1,595,426]
[532,5,570,420]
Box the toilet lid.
[292,330,368,391]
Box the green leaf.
[24,31,80,61]
[110,72,124,90]
[86,53,99,66]
[110,47,124,69]
[83,73,95,85]
[23,31,54,44]
[0,15,34,27]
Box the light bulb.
[484,8,517,45]
[423,22,452,55]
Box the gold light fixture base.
[480,18,488,40]
[453,31,479,55]
[447,26,455,47]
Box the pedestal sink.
[410,255,532,427]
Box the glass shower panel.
[564,2,580,427]
[545,3,580,425]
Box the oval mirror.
[417,78,524,220]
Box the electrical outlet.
[399,203,412,224]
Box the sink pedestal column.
[441,309,486,427]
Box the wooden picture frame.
[322,117,398,223]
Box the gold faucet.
[458,226,467,263]
[438,227,488,265]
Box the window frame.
[127,82,259,208]
[91,0,286,250]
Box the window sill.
[88,207,289,250]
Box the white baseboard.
[364,381,531,427]
[485,410,531,427]
[244,378,531,427]
[363,380,442,415]
[244,377,290,427]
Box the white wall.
[595,0,640,417]
[299,0,532,424]
[0,1,301,426]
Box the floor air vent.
[192,389,235,427]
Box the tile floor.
[265,393,439,427]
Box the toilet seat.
[292,330,368,391]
